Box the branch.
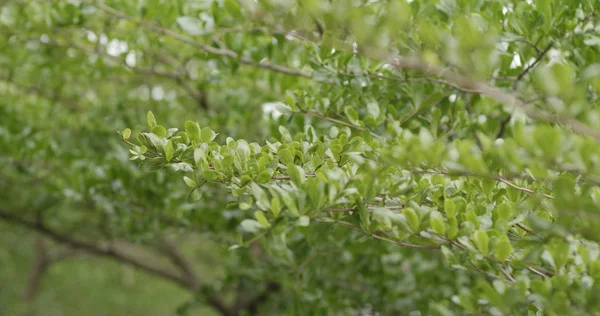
[23,236,49,302]
[94,1,312,79]
[495,177,554,199]
[364,52,600,141]
[158,236,200,289]
[512,42,553,90]
[232,282,280,315]
[0,208,234,316]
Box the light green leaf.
[297,215,310,227]
[183,176,197,188]
[201,127,216,143]
[165,140,173,161]
[147,111,156,127]
[254,211,271,228]
[122,128,131,140]
[402,208,420,232]
[473,230,490,256]
[240,219,262,233]
[495,235,513,261]
[185,121,201,142]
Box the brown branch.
[23,236,49,302]
[158,236,200,289]
[0,208,234,316]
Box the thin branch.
[94,1,312,79]
[316,218,440,249]
[512,42,553,90]
[363,52,600,141]
[495,114,512,139]
[23,236,49,302]
[496,177,554,199]
[0,208,234,316]
[158,236,200,289]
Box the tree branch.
[361,51,600,141]
[512,41,553,90]
[0,208,234,316]
[158,236,200,289]
[23,236,50,302]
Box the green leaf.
[495,235,513,261]
[151,125,167,138]
[297,215,310,227]
[472,230,490,256]
[430,211,446,235]
[183,176,197,188]
[165,140,173,161]
[271,197,281,217]
[444,199,456,217]
[185,121,201,142]
[176,16,204,35]
[286,163,306,186]
[122,128,131,140]
[240,219,262,233]
[250,183,270,211]
[402,208,420,232]
[255,169,271,184]
[224,0,242,19]
[201,127,216,143]
[147,111,157,127]
[344,106,359,125]
[254,211,270,228]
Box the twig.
[496,177,554,199]
[512,42,553,90]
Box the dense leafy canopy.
[2,0,600,315]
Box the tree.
[1,0,600,315]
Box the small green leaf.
[287,163,306,186]
[444,199,456,217]
[194,148,204,167]
[256,169,271,184]
[224,0,242,19]
[165,140,174,161]
[430,211,446,235]
[185,121,201,142]
[151,125,167,138]
[122,128,131,140]
[254,211,271,228]
[147,111,157,127]
[495,235,513,261]
[183,176,197,188]
[271,197,281,217]
[240,219,262,233]
[240,175,252,187]
[297,215,310,227]
[250,183,270,210]
[201,127,216,143]
[344,106,359,124]
[473,230,490,256]
[402,208,420,232]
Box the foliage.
[2,0,600,315]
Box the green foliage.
[2,0,600,315]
